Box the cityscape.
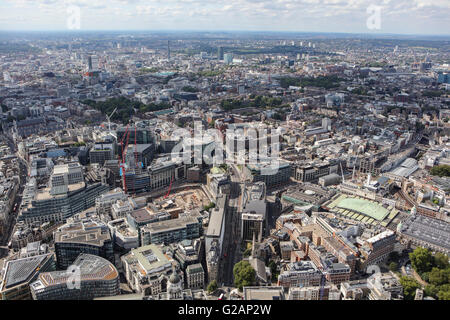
[0,0,449,307]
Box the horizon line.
[0,29,449,38]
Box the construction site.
[151,187,212,212]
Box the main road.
[220,164,244,287]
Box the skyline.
[0,0,449,36]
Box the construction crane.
[119,125,130,193]
[106,107,118,138]
[164,176,174,199]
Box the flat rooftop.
[335,197,390,221]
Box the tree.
[428,267,449,286]
[437,284,450,300]
[207,280,218,294]
[409,247,434,274]
[233,260,256,291]
[203,202,216,211]
[389,262,399,272]
[268,260,278,280]
[424,284,439,299]
[430,165,450,177]
[434,252,450,270]
[399,276,421,300]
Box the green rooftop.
[336,197,390,221]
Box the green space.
[82,96,171,124]
[279,75,343,89]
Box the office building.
[30,254,119,300]
[54,216,114,269]
[121,244,183,295]
[0,253,55,300]
[140,211,203,246]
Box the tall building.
[168,40,171,60]
[30,254,120,300]
[18,162,109,225]
[224,53,233,64]
[217,46,224,60]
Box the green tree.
[207,280,218,294]
[233,260,256,291]
[437,284,450,300]
[203,202,216,211]
[428,267,449,286]
[268,260,278,280]
[424,284,439,299]
[399,276,421,300]
[409,247,434,274]
[434,252,450,269]
[430,165,450,177]
[389,262,399,272]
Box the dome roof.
[169,272,181,284]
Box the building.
[288,284,340,300]
[360,230,396,270]
[217,46,224,60]
[0,252,55,300]
[205,195,227,255]
[18,163,109,225]
[121,244,183,296]
[278,261,323,288]
[140,211,203,246]
[293,160,339,183]
[30,254,119,300]
[185,263,205,289]
[107,218,139,250]
[246,160,292,188]
[95,188,128,217]
[224,53,233,64]
[243,286,285,300]
[367,272,403,300]
[398,214,450,255]
[54,215,114,269]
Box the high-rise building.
[168,40,171,60]
[217,46,224,60]
[224,53,233,64]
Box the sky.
[0,0,449,35]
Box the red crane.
[164,176,174,199]
[120,127,131,194]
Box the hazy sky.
[0,0,449,35]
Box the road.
[220,164,243,287]
[0,135,28,257]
